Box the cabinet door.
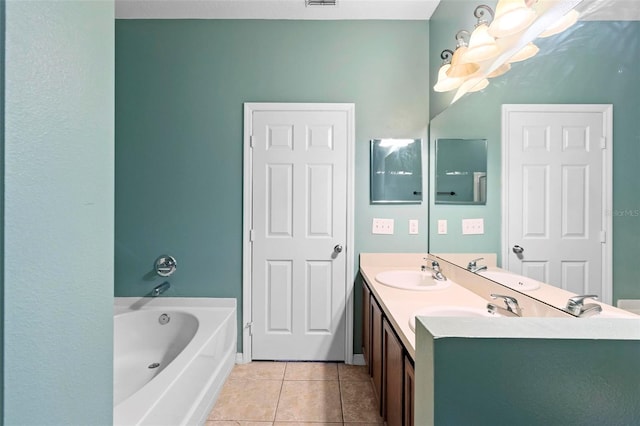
[383,318,404,426]
[404,355,415,426]
[362,282,371,374]
[371,296,383,414]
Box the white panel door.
[250,106,350,360]
[502,105,612,303]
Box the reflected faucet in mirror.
[467,257,488,273]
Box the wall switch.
[462,218,484,235]
[437,219,447,235]
[372,218,394,235]
[409,219,419,235]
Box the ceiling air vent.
[306,0,337,6]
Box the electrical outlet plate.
[409,219,419,235]
[437,219,447,235]
[372,218,394,235]
[462,218,484,235]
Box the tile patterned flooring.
[206,361,383,426]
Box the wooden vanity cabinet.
[371,295,383,414]
[383,318,404,426]
[404,356,415,426]
[362,280,415,426]
[362,283,371,374]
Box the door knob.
[512,245,524,254]
[334,244,343,254]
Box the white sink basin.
[375,270,451,291]
[408,305,500,332]
[478,270,541,291]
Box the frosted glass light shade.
[509,42,539,63]
[488,0,536,38]
[539,9,579,38]
[464,24,500,63]
[487,62,511,78]
[468,78,490,93]
[434,64,464,92]
[446,46,480,78]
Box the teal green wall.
[115,20,431,353]
[432,337,640,424]
[4,1,114,424]
[428,0,640,302]
[0,0,4,421]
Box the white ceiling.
[115,0,640,21]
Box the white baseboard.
[617,299,640,315]
[236,352,251,364]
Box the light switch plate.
[437,219,447,235]
[462,218,484,235]
[372,218,394,235]
[409,219,419,235]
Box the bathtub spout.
[152,281,170,297]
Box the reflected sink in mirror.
[478,269,541,292]
[408,305,500,332]
[375,270,451,291]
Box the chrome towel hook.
[155,255,177,277]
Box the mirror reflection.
[435,138,487,205]
[370,139,423,204]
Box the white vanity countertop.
[360,253,639,361]
[359,253,496,361]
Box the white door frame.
[241,102,355,363]
[501,104,613,303]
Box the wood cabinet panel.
[404,355,415,426]
[371,295,383,414]
[383,318,404,426]
[363,282,371,373]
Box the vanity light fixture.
[434,49,465,92]
[539,9,579,37]
[488,0,537,38]
[508,42,540,62]
[446,31,480,78]
[464,5,500,63]
[487,62,511,78]
[305,0,337,6]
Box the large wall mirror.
[435,138,487,205]
[370,139,423,204]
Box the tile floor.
[206,361,383,425]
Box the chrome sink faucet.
[564,294,603,318]
[487,294,522,317]
[467,257,488,273]
[152,281,171,297]
[422,258,447,281]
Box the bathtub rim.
[113,297,236,425]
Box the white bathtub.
[114,297,236,426]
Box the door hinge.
[245,321,253,336]
[250,135,255,148]
[600,230,606,243]
[250,229,255,242]
[600,136,606,149]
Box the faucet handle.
[467,257,484,269]
[490,294,521,315]
[567,294,598,307]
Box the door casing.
[242,102,355,363]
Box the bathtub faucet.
[152,281,170,297]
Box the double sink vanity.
[359,253,640,426]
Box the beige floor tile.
[275,380,342,423]
[228,361,287,380]
[273,423,342,426]
[343,423,383,426]
[284,362,339,381]
[206,422,273,426]
[337,363,370,382]
[340,381,383,424]
[208,379,282,421]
